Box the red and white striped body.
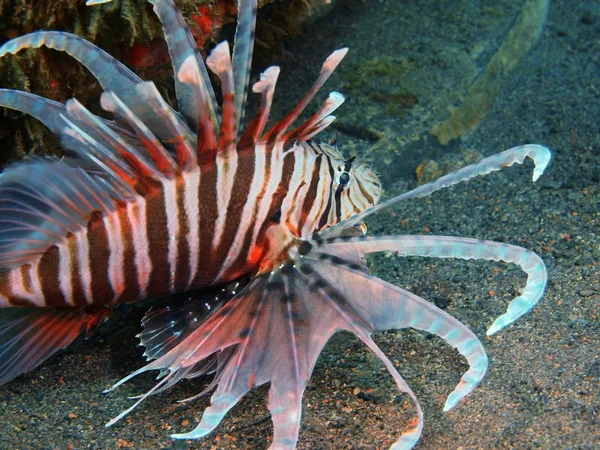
[0,2,550,447]
[0,141,380,308]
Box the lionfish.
[0,0,550,448]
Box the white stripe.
[75,228,93,305]
[163,178,179,290]
[215,146,265,280]
[127,197,152,296]
[8,259,45,306]
[30,261,44,305]
[249,143,285,252]
[281,143,313,230]
[103,211,125,299]
[212,150,238,250]
[183,168,201,287]
[342,189,357,217]
[57,241,74,306]
[301,154,330,236]
[8,266,33,303]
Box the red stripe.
[210,152,256,284]
[87,212,114,305]
[174,179,191,291]
[145,187,171,296]
[38,246,67,307]
[296,154,322,233]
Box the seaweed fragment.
[431,0,549,144]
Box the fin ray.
[106,253,439,447]
[318,235,548,336]
[0,31,142,95]
[206,42,237,153]
[283,91,344,144]
[148,0,219,130]
[323,144,552,237]
[238,66,280,149]
[138,279,248,361]
[177,56,218,161]
[263,48,348,144]
[303,251,489,413]
[231,0,258,129]
[0,89,133,158]
[100,90,178,176]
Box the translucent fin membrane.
[318,235,548,336]
[304,251,489,412]
[231,0,258,128]
[105,240,495,447]
[0,307,110,385]
[100,91,178,176]
[0,90,130,157]
[0,90,80,139]
[103,137,550,448]
[147,0,218,130]
[323,144,552,238]
[283,91,345,144]
[0,157,121,268]
[126,83,197,168]
[139,279,248,361]
[177,56,218,160]
[60,114,139,193]
[65,99,163,183]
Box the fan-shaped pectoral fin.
[319,235,548,336]
[293,260,427,448]
[304,253,489,412]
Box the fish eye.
[338,171,351,186]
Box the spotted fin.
[138,278,249,362]
[103,217,548,449]
[0,306,110,385]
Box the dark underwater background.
[0,0,598,448]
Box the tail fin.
[0,306,111,385]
